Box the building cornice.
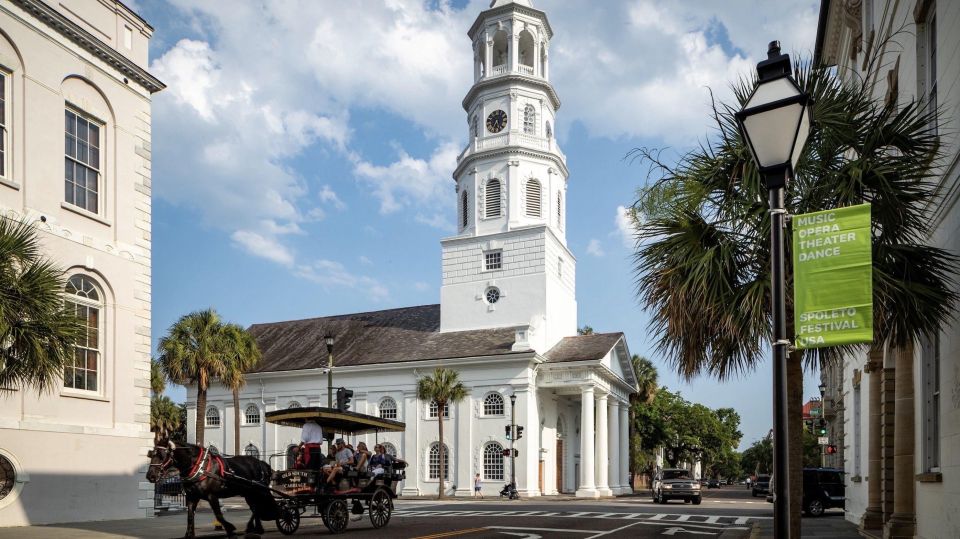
[9,0,165,93]
[453,144,569,179]
[468,4,553,41]
[462,74,560,112]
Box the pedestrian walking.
[474,474,483,498]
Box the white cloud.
[319,185,346,210]
[414,281,430,292]
[586,239,605,257]
[615,205,638,249]
[231,230,295,266]
[359,256,373,266]
[296,259,389,301]
[353,142,460,215]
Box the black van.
[802,468,845,516]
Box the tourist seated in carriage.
[354,442,371,472]
[368,444,393,476]
[294,419,325,471]
[324,438,355,485]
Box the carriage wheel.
[324,499,349,534]
[369,488,392,529]
[276,502,301,535]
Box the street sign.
[793,203,873,349]
[818,436,829,445]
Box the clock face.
[486,110,508,133]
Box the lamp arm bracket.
[773,339,792,347]
[768,208,790,216]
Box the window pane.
[66,134,76,159]
[77,120,88,145]
[87,371,97,392]
[89,148,99,169]
[77,141,88,163]
[88,123,99,148]
[74,166,85,189]
[76,189,86,212]
[65,177,74,204]
[66,110,76,135]
[87,188,97,213]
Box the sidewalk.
[756,514,861,538]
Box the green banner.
[793,203,873,349]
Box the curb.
[718,521,760,539]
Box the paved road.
[0,488,779,539]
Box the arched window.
[429,443,449,480]
[286,445,298,469]
[64,275,103,392]
[525,179,542,218]
[483,393,505,416]
[379,397,398,420]
[0,454,16,502]
[518,30,535,72]
[205,407,220,427]
[483,442,505,480]
[428,401,450,419]
[492,30,508,69]
[546,120,552,139]
[484,179,501,218]
[382,443,397,457]
[471,115,478,139]
[523,104,536,135]
[461,190,469,229]
[556,191,563,231]
[244,444,260,459]
[245,404,260,425]
[288,401,301,409]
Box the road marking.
[393,509,770,524]
[584,520,643,538]
[649,514,670,520]
[662,526,715,536]
[412,527,487,539]
[733,517,751,525]
[487,526,601,534]
[704,516,721,524]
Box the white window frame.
[244,443,260,459]
[921,332,940,472]
[483,393,505,416]
[556,191,563,231]
[205,406,221,428]
[0,69,9,181]
[523,104,536,135]
[917,2,937,135]
[287,401,302,409]
[461,189,469,230]
[382,442,397,458]
[427,401,450,419]
[244,404,261,425]
[428,442,450,480]
[63,275,104,396]
[64,107,103,215]
[484,250,503,271]
[483,179,502,219]
[525,179,542,218]
[379,397,398,420]
[483,442,505,480]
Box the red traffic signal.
[826,444,838,454]
[502,448,519,457]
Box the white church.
[187,0,639,498]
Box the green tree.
[577,325,594,335]
[149,358,181,444]
[0,219,84,392]
[741,437,773,476]
[630,59,956,533]
[416,367,467,499]
[156,308,230,447]
[150,358,166,396]
[631,355,658,404]
[220,323,262,455]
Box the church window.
[0,71,7,179]
[523,104,536,134]
[379,397,398,420]
[287,401,301,409]
[245,404,260,425]
[483,393,505,416]
[0,455,15,502]
[205,407,220,428]
[525,179,542,218]
[485,179,502,218]
[546,120,552,140]
[518,30,535,73]
[556,191,563,230]
[483,442,505,480]
[428,401,449,419]
[65,108,102,214]
[428,442,449,480]
[485,286,501,305]
[382,443,397,457]
[471,115,478,139]
[64,275,103,393]
[461,190,469,229]
[484,250,502,271]
[244,444,260,459]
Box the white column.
[542,46,549,79]
[510,33,519,73]
[619,403,631,493]
[401,393,420,496]
[596,394,611,496]
[455,394,474,497]
[484,36,492,78]
[608,399,620,494]
[575,386,597,497]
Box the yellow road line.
[411,527,487,539]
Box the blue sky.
[137,0,822,451]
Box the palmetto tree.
[157,308,230,447]
[150,358,166,396]
[631,59,956,534]
[416,367,467,500]
[0,219,84,392]
[220,323,261,455]
[631,355,658,404]
[151,395,182,445]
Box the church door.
[556,440,563,492]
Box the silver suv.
[652,468,702,505]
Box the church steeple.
[440,0,576,354]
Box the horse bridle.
[149,441,177,477]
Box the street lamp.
[736,40,813,539]
[818,382,827,468]
[509,394,517,493]
[324,335,335,408]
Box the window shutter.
[461,190,469,228]
[525,180,541,217]
[556,191,563,229]
[485,179,501,218]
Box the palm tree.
[157,308,230,447]
[150,359,166,396]
[220,323,261,455]
[631,355,658,404]
[416,367,467,499]
[151,394,182,444]
[0,218,84,392]
[630,58,956,535]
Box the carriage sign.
[792,203,873,349]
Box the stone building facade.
[0,0,163,527]
[816,1,959,537]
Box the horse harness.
[152,444,228,485]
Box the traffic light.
[826,445,837,455]
[516,426,524,440]
[336,387,353,412]
[505,425,512,440]
[817,419,827,436]
[502,448,511,457]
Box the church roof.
[247,304,523,373]
[543,332,625,363]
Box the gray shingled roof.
[543,333,624,363]
[247,304,523,373]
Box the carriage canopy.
[264,406,405,435]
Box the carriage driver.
[324,438,355,485]
[296,419,325,470]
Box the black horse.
[146,439,278,538]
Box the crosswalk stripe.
[649,514,669,520]
[393,509,761,526]
[704,516,722,524]
[734,517,750,525]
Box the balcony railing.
[491,64,509,76]
[457,130,566,164]
[482,63,540,80]
[517,64,534,75]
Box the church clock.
[486,109,508,133]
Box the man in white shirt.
[301,420,324,444]
[297,420,325,470]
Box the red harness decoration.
[184,447,227,483]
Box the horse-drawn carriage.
[146,407,406,537]
[265,407,407,535]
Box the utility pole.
[324,335,334,408]
[509,394,517,491]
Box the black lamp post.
[819,382,827,468]
[736,40,813,539]
[509,393,517,491]
[324,335,335,408]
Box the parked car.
[802,468,845,516]
[652,468,702,505]
[752,474,771,497]
[707,478,721,489]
